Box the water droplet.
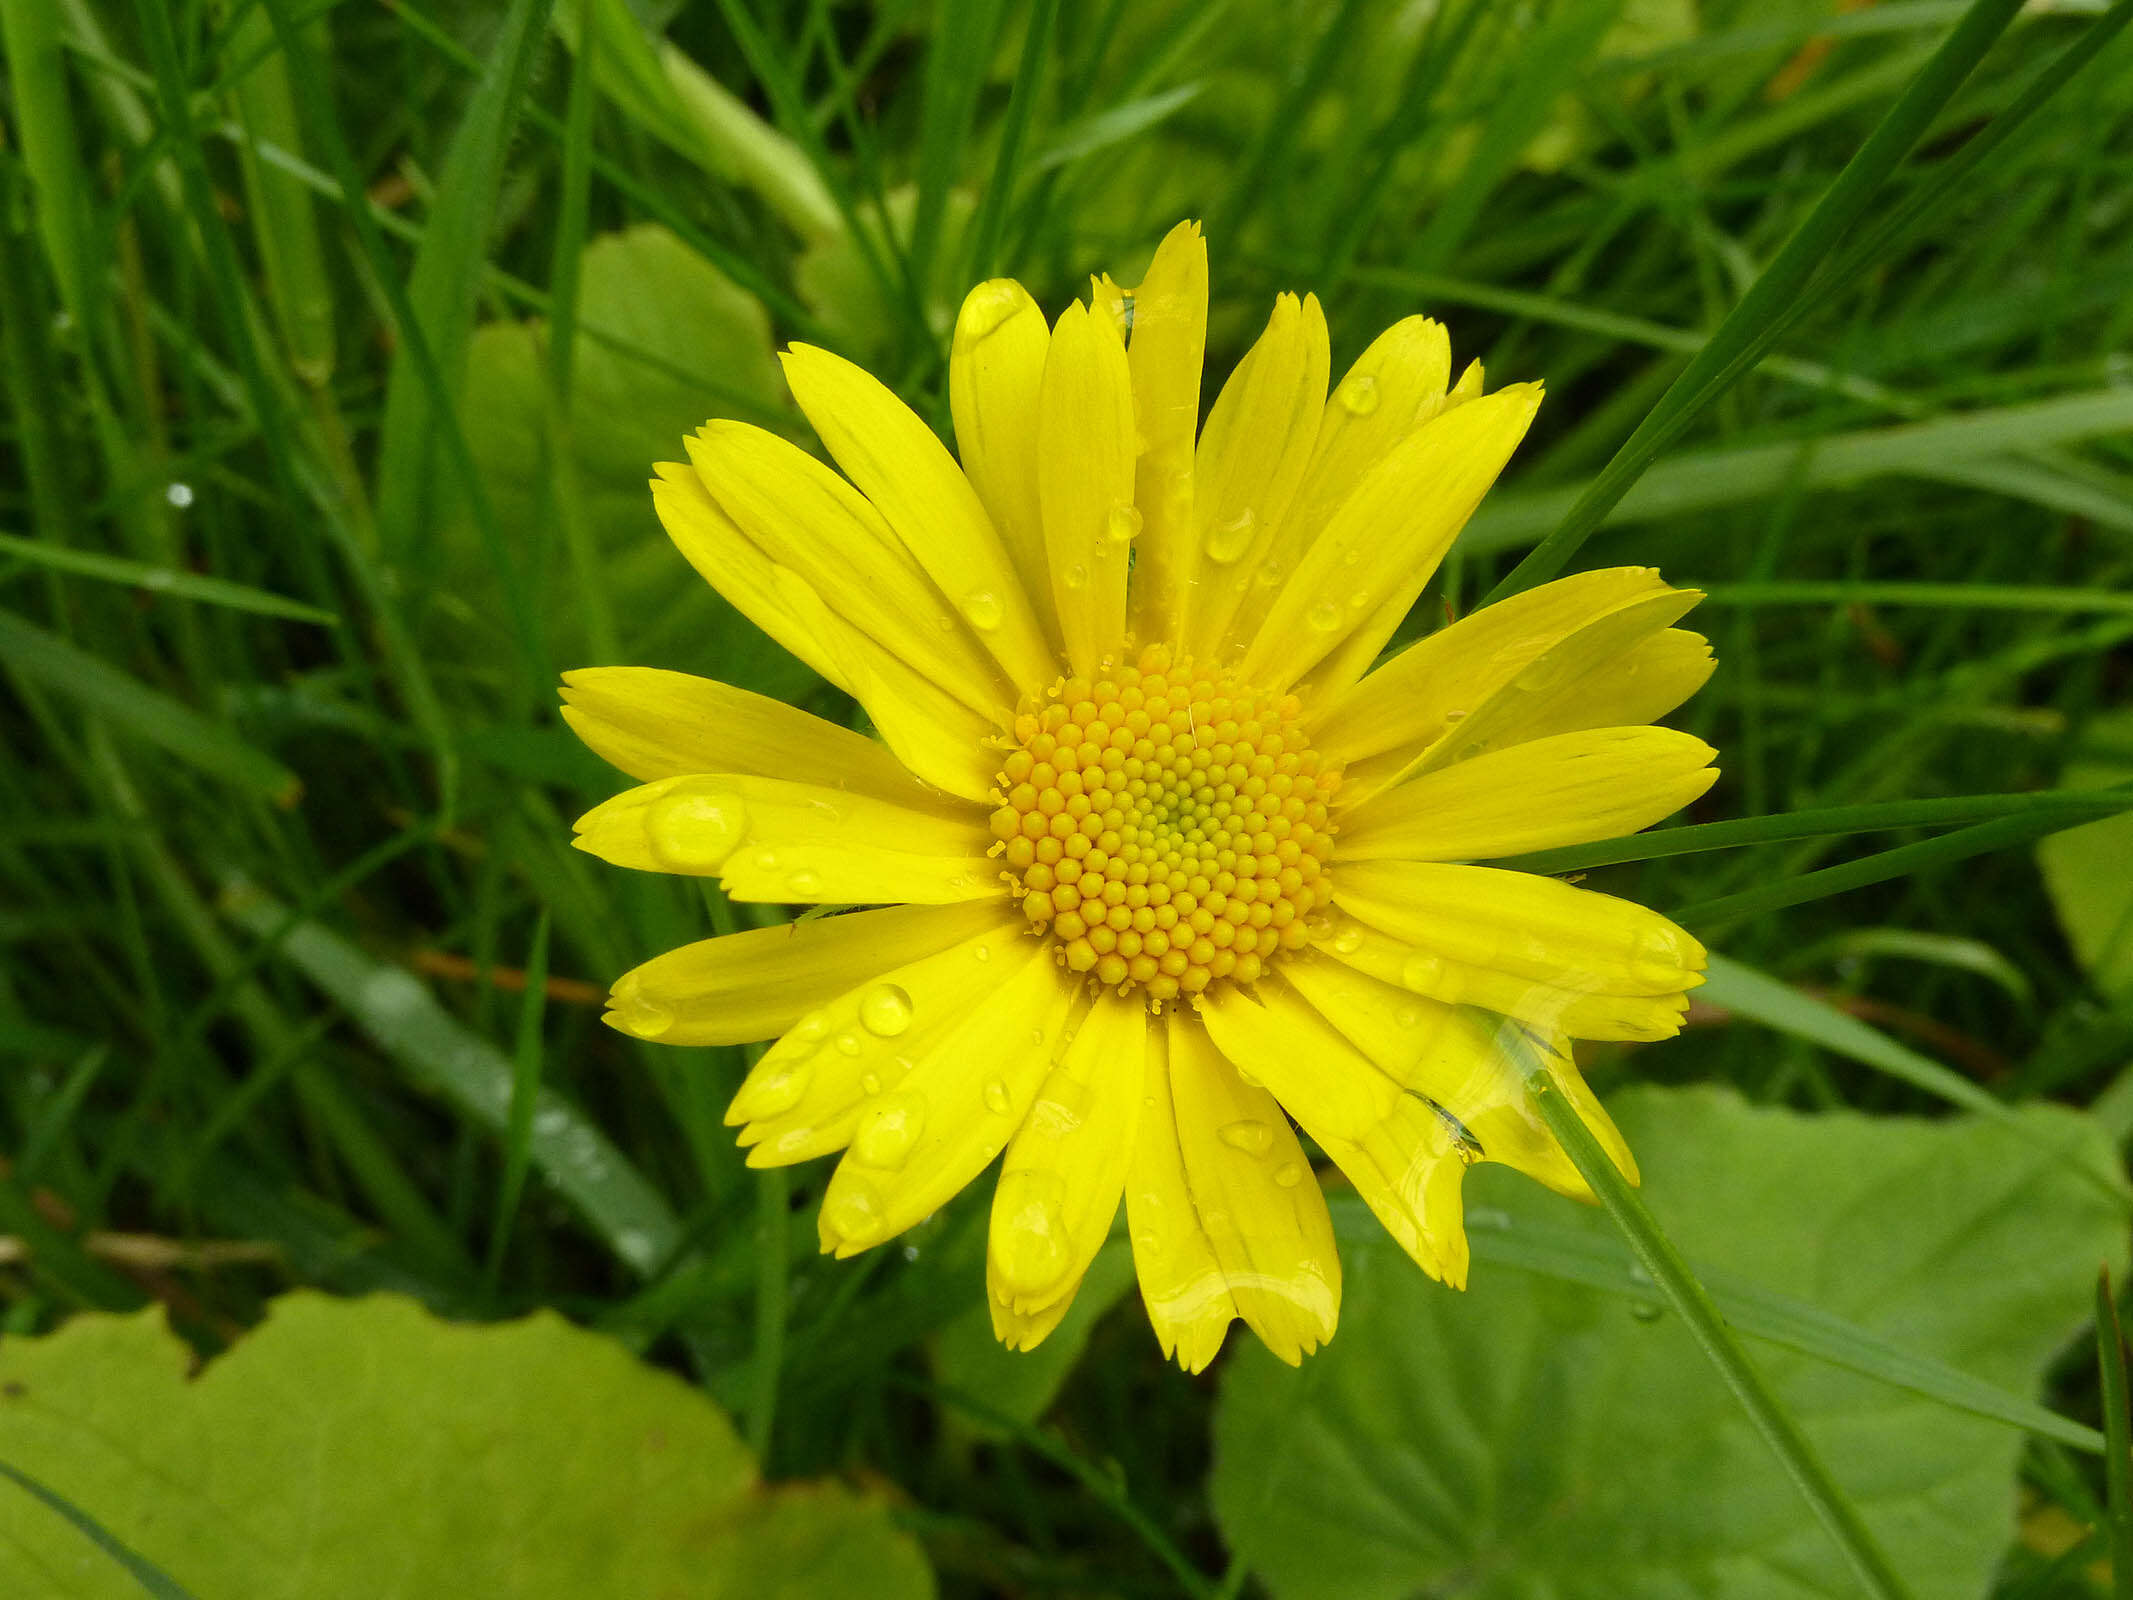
[960,589,1004,631]
[733,1056,813,1119]
[1627,1262,1655,1287]
[793,1011,831,1044]
[1273,1161,1305,1188]
[1306,599,1344,633]
[787,867,824,897]
[1063,562,1090,590]
[1394,1004,1422,1028]
[973,943,991,963]
[1106,503,1143,545]
[822,1180,886,1248]
[1132,1224,1163,1254]
[165,481,195,509]
[1205,507,1256,563]
[1330,925,1363,955]
[983,1078,1014,1115]
[1630,1301,1665,1323]
[611,985,674,1039]
[960,280,1024,342]
[859,982,914,1038]
[1233,1063,1262,1088]
[1514,653,1566,692]
[992,1169,1070,1294]
[853,1092,926,1169]
[861,1071,883,1095]
[835,1029,863,1056]
[1219,1118,1273,1154]
[645,787,748,872]
[1029,1068,1092,1137]
[1399,952,1442,992]
[1336,373,1381,415]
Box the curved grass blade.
[0,1459,200,1600]
[2101,1270,2133,1600]
[0,530,339,624]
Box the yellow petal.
[1332,582,1706,807]
[1280,952,1586,1199]
[1313,567,1681,764]
[1038,301,1137,675]
[987,993,1147,1318]
[559,666,952,813]
[816,949,1074,1257]
[1322,912,1690,1042]
[1185,292,1330,660]
[688,421,1012,718]
[1167,1012,1339,1365]
[1510,628,1715,745]
[1222,316,1451,652]
[573,773,995,904]
[1336,726,1717,860]
[990,1281,1081,1351]
[650,464,850,692]
[781,343,1056,692]
[1126,1019,1237,1373]
[773,567,1002,802]
[603,901,1007,1046]
[1198,980,1470,1286]
[1333,859,1707,998]
[729,911,1037,1164]
[1241,383,1542,692]
[950,278,1056,644]
[1122,221,1209,646]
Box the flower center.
[988,643,1339,1005]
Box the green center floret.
[988,643,1340,1005]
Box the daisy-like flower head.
[564,223,1718,1369]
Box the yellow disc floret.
[988,644,1339,1005]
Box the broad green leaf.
[1213,1086,2123,1600]
[0,1292,935,1599]
[2037,708,2133,1000]
[931,1238,1137,1439]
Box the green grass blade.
[224,885,682,1277]
[1700,581,2133,614]
[0,1458,201,1600]
[963,0,1057,281]
[1,0,96,333]
[0,530,339,623]
[484,912,550,1288]
[0,609,300,804]
[2100,1270,2133,1600]
[1483,0,2030,601]
[1493,1020,1920,1600]
[1496,789,2133,875]
[908,0,1000,300]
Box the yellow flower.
[563,221,1718,1370]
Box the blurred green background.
[2,0,2132,1594]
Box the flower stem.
[1497,1024,1919,1600]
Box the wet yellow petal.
[951,279,1054,640]
[1313,567,1681,765]
[1122,221,1209,646]
[1334,860,1707,998]
[987,993,1147,1321]
[650,464,850,692]
[688,421,1012,718]
[1322,912,1691,1042]
[1038,301,1137,676]
[729,912,1037,1165]
[1198,980,1470,1286]
[781,343,1055,692]
[1222,316,1452,652]
[773,568,1001,802]
[990,1282,1080,1351]
[1126,1020,1237,1373]
[1337,726,1717,861]
[1511,627,1715,745]
[1334,583,1706,807]
[816,949,1074,1257]
[1241,383,1543,692]
[1167,1012,1339,1365]
[559,666,950,812]
[603,901,1007,1046]
[1185,293,1330,660]
[573,773,994,904]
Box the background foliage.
[2,0,2132,1594]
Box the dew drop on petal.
[1336,372,1381,415]
[787,867,824,898]
[823,1180,887,1248]
[1306,599,1344,633]
[1106,503,1144,545]
[992,1169,1071,1295]
[734,1056,813,1119]
[961,281,1024,343]
[960,589,1004,631]
[612,987,674,1040]
[644,788,748,872]
[834,1029,864,1057]
[1218,1118,1273,1154]
[859,982,914,1037]
[1400,952,1442,991]
[853,1092,926,1169]
[983,1078,1014,1115]
[1273,1161,1305,1188]
[1330,924,1363,955]
[1205,507,1256,563]
[1064,562,1090,590]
